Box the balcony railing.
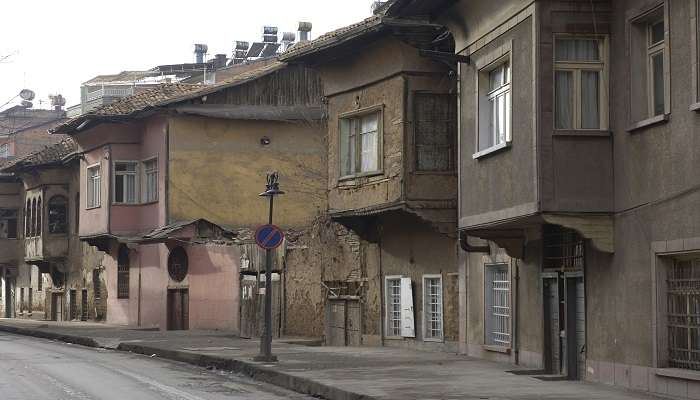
[25,236,42,261]
[86,87,134,102]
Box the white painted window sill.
[627,114,669,133]
[656,368,700,381]
[473,141,511,159]
[483,344,511,354]
[690,102,700,112]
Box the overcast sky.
[0,0,374,110]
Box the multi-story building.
[51,59,343,333]
[385,0,700,397]
[280,10,460,351]
[0,105,67,160]
[0,172,22,318]
[0,138,105,321]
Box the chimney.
[298,21,312,42]
[281,32,296,52]
[194,43,208,64]
[214,54,227,69]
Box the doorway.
[543,273,586,379]
[5,276,14,318]
[325,298,361,346]
[51,293,64,321]
[167,288,189,330]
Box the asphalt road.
[0,332,313,400]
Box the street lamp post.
[255,172,284,362]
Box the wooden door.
[167,289,189,330]
[240,275,259,338]
[325,299,361,346]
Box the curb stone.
[117,343,377,400]
[0,324,101,348]
[0,324,376,400]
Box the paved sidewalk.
[0,318,666,400]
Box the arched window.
[168,247,188,282]
[36,197,42,236]
[48,196,68,234]
[25,199,30,237]
[30,198,36,237]
[117,245,130,299]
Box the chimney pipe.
[298,21,312,42]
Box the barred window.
[414,93,456,171]
[117,245,130,299]
[485,264,511,347]
[387,278,402,337]
[668,259,700,370]
[423,275,443,340]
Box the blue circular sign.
[255,224,285,250]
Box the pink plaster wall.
[105,242,240,332]
[75,117,167,238]
[187,244,240,331]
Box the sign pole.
[261,195,274,361]
[254,172,284,363]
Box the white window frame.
[475,56,512,158]
[86,163,101,209]
[553,35,609,131]
[142,157,158,203]
[112,160,139,205]
[338,106,384,180]
[0,143,9,158]
[647,17,666,117]
[484,263,511,348]
[422,274,444,342]
[385,275,403,338]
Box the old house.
[0,172,22,318]
[386,0,700,397]
[0,138,105,321]
[51,59,343,334]
[280,10,460,350]
[0,105,67,160]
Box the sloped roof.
[279,15,384,62]
[138,219,238,244]
[0,137,78,172]
[52,60,287,135]
[84,70,157,85]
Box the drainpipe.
[513,259,520,365]
[138,249,142,327]
[378,222,384,347]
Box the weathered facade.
[52,60,353,335]
[281,14,460,350]
[0,139,105,321]
[385,0,700,397]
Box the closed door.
[5,278,14,318]
[167,289,189,330]
[240,277,259,339]
[81,289,88,321]
[52,293,64,321]
[325,299,361,346]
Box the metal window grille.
[117,245,130,299]
[37,272,42,291]
[81,289,88,321]
[543,225,585,271]
[424,277,443,339]
[485,264,511,346]
[388,279,402,336]
[144,159,158,202]
[668,260,700,370]
[69,289,77,320]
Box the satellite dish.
[20,100,33,108]
[19,89,35,101]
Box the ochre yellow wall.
[167,116,327,229]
